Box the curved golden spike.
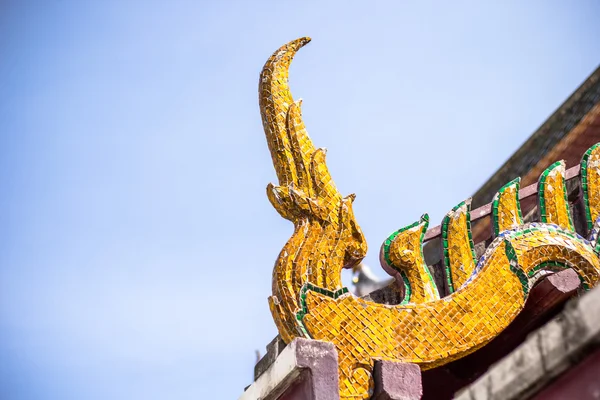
[260,38,368,344]
[492,179,523,236]
[441,200,477,292]
[259,37,311,189]
[538,161,573,230]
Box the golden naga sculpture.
[259,38,600,399]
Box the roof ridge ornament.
[258,38,600,399]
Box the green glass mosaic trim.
[492,178,523,237]
[296,283,351,337]
[442,200,478,294]
[503,241,529,299]
[503,224,593,292]
[527,260,591,291]
[595,230,600,255]
[526,261,568,278]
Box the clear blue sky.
[1,1,599,399]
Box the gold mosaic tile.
[258,38,600,399]
[538,161,573,230]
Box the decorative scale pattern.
[258,38,600,399]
